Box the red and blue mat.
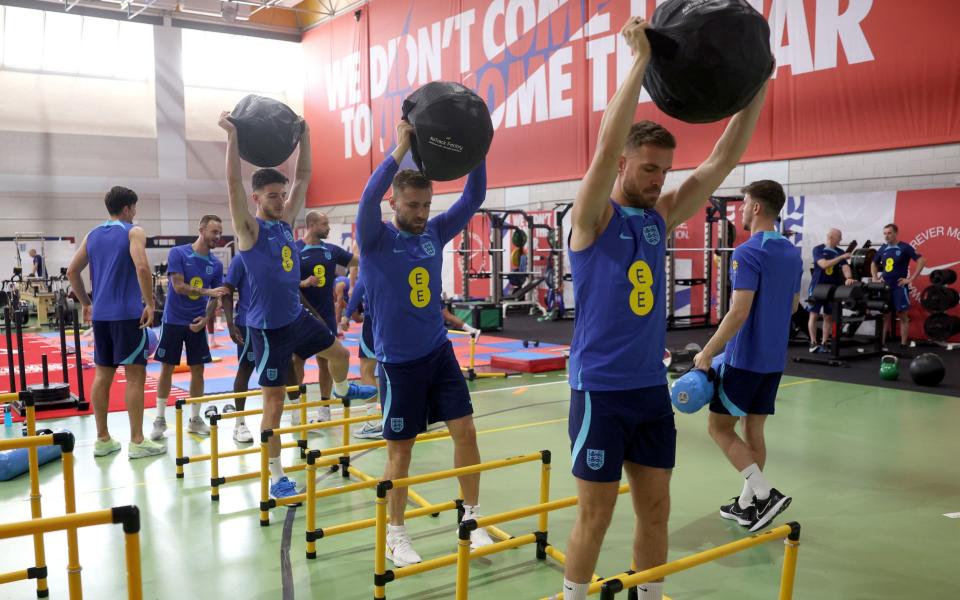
[2,324,566,421]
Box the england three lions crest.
[643,225,661,246]
[586,449,605,471]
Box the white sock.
[462,504,480,520]
[366,401,378,416]
[636,581,663,599]
[738,479,754,509]
[288,396,302,425]
[236,416,246,427]
[269,458,285,482]
[333,380,349,396]
[191,403,201,419]
[740,463,772,501]
[562,579,588,600]
[154,397,167,420]
[387,524,406,538]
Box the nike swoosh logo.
[619,233,634,240]
[745,473,753,479]
[393,248,406,253]
[921,261,960,275]
[268,237,278,241]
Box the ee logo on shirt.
[281,246,294,272]
[312,264,326,287]
[885,257,894,273]
[408,267,431,308]
[188,276,203,300]
[627,260,654,316]
[825,265,834,276]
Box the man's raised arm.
[569,17,651,252]
[283,122,312,227]
[219,113,257,251]
[357,122,411,252]
[657,78,770,232]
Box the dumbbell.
[222,404,236,414]
[521,340,541,348]
[204,406,219,421]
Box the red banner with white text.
[303,0,960,206]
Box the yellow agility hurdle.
[454,485,631,599]
[303,428,456,559]
[0,391,78,598]
[373,451,555,600]
[259,406,445,527]
[448,329,507,381]
[0,506,144,600]
[205,396,351,501]
[541,522,802,600]
[173,384,317,479]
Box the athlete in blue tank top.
[219,113,375,501]
[806,229,856,352]
[222,256,256,443]
[357,120,494,564]
[66,186,165,459]
[296,210,357,414]
[558,18,772,600]
[695,180,802,534]
[150,216,228,442]
[871,224,926,347]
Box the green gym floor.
[1,372,958,600]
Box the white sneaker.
[233,422,253,443]
[385,527,422,567]
[149,417,167,441]
[188,416,210,436]
[128,438,166,460]
[305,405,332,436]
[352,421,383,439]
[314,405,331,422]
[462,509,496,549]
[469,526,495,549]
[289,407,302,426]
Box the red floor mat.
[1,332,186,422]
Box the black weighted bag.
[909,353,946,387]
[644,0,774,123]
[402,82,494,181]
[229,95,305,168]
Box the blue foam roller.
[0,431,66,481]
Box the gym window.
[0,5,153,81]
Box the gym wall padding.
[302,0,960,206]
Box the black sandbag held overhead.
[401,81,494,181]
[229,94,305,168]
[644,0,774,123]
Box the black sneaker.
[719,497,757,527]
[749,488,792,532]
[808,344,820,353]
